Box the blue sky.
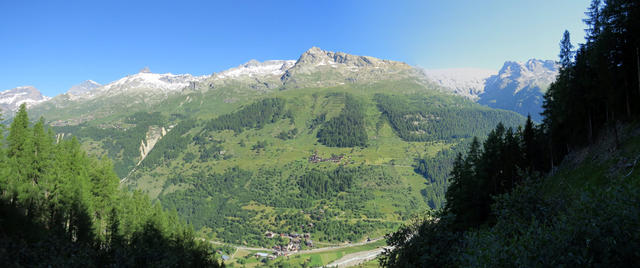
[0,0,590,96]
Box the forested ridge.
[382,1,640,266]
[0,104,221,267]
[375,94,524,142]
[205,98,287,133]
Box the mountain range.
[1,49,557,123]
[0,47,556,247]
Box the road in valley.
[326,247,388,267]
[202,237,385,255]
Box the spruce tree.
[7,103,30,158]
[559,30,574,70]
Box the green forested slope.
[115,82,524,246]
[40,77,523,247]
[0,105,221,267]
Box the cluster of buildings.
[309,152,345,163]
[264,231,314,256]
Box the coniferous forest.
[0,104,221,267]
[317,93,368,147]
[382,1,640,266]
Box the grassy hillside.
[45,79,524,246]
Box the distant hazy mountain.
[0,86,50,115]
[421,68,498,100]
[479,59,558,121]
[424,59,558,121]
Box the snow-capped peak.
[0,86,50,112]
[213,60,296,80]
[496,59,558,93]
[82,71,207,98]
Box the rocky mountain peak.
[67,80,102,96]
[480,59,559,121]
[295,46,399,69]
[280,47,413,88]
[498,59,558,79]
[0,86,50,113]
[139,67,151,73]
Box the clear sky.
[0,0,590,96]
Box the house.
[221,255,230,261]
[255,252,270,258]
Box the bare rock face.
[137,125,171,166]
[280,47,414,88]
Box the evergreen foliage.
[543,0,640,159]
[160,164,404,245]
[316,93,368,147]
[413,141,469,209]
[0,105,221,267]
[297,167,355,198]
[375,94,524,142]
[205,98,286,133]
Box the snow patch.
[213,60,296,80]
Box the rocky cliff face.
[281,47,415,88]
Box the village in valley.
[255,230,314,260]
